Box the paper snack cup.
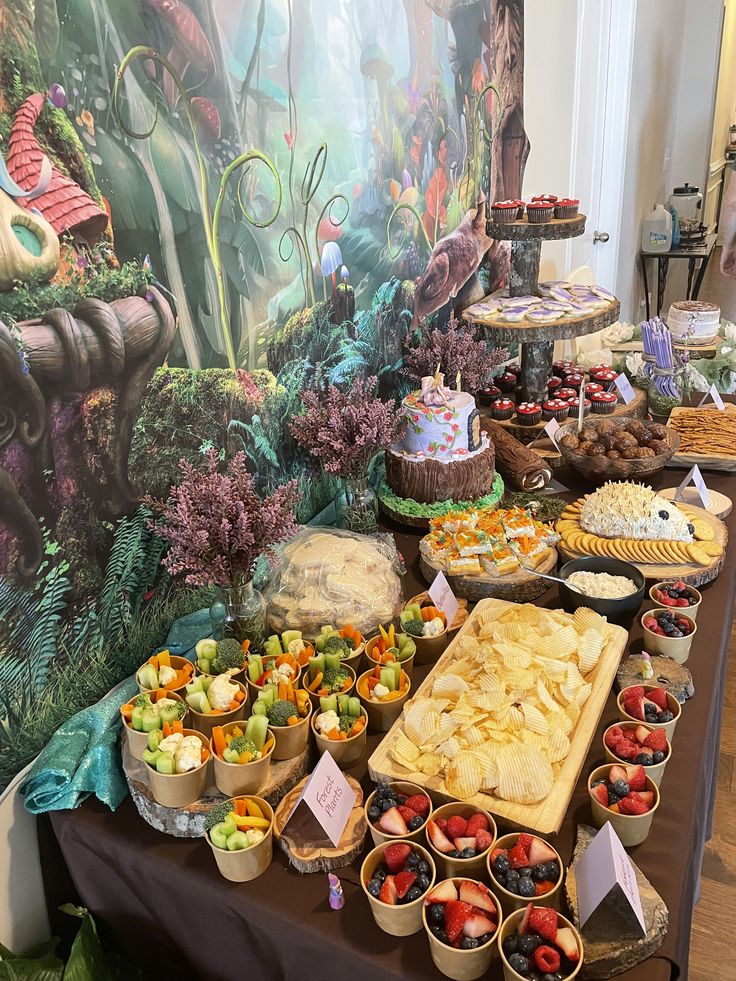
[205,795,274,882]
[311,707,368,768]
[339,642,365,673]
[498,907,584,981]
[305,663,357,711]
[487,833,563,916]
[269,707,312,761]
[640,609,696,663]
[427,803,497,881]
[357,668,411,733]
[187,679,249,739]
[423,878,501,981]
[365,781,432,846]
[588,764,660,847]
[603,721,670,787]
[413,627,449,666]
[146,728,210,808]
[211,723,276,797]
[121,689,187,762]
[246,661,302,703]
[136,656,195,697]
[617,684,681,741]
[361,840,436,936]
[365,636,416,680]
[649,581,702,621]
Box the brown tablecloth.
[40,466,736,981]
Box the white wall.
[709,0,736,241]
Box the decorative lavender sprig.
[641,317,679,398]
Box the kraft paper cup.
[205,795,274,882]
[365,781,432,846]
[121,689,187,762]
[498,907,584,981]
[423,878,501,981]
[603,721,671,787]
[649,581,702,621]
[487,833,563,916]
[427,803,497,881]
[365,636,416,680]
[136,655,195,696]
[246,661,302,703]
[211,722,276,797]
[640,609,696,663]
[361,840,436,937]
[412,627,449,666]
[187,679,249,739]
[617,684,681,741]
[357,668,411,733]
[311,707,368,768]
[339,642,365,673]
[146,728,210,808]
[304,663,357,711]
[588,764,660,847]
[269,706,312,761]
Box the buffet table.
[39,467,736,981]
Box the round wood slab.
[464,296,620,343]
[122,737,308,838]
[420,547,557,602]
[486,214,587,241]
[273,775,367,872]
[658,486,732,519]
[616,654,694,703]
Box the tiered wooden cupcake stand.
[464,215,643,443]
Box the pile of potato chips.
[388,602,611,804]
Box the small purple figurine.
[328,873,345,910]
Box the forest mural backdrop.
[0,0,526,788]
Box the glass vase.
[209,578,267,652]
[335,476,378,535]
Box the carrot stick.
[172,720,183,734]
[234,798,247,817]
[241,639,251,655]
[121,704,133,720]
[200,746,209,763]
[278,681,287,702]
[328,728,343,740]
[307,671,323,692]
[233,689,245,704]
[287,715,299,726]
[212,726,227,758]
[263,736,275,754]
[158,649,171,668]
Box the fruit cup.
[649,581,702,621]
[356,666,411,733]
[603,721,670,787]
[210,720,276,797]
[422,878,501,981]
[487,834,563,915]
[588,764,660,847]
[617,684,681,741]
[365,781,432,846]
[120,689,188,762]
[302,656,356,711]
[640,609,696,663]
[361,840,436,936]
[185,678,249,739]
[311,706,368,768]
[426,803,497,880]
[365,628,417,679]
[498,907,584,981]
[146,728,211,808]
[205,795,274,883]
[135,653,195,697]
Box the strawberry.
[458,880,496,914]
[624,764,646,791]
[394,870,417,899]
[398,805,419,825]
[466,813,489,836]
[609,764,628,784]
[591,783,609,807]
[508,840,531,869]
[436,818,448,832]
[489,847,508,862]
[635,790,655,807]
[556,927,580,961]
[462,911,497,939]
[635,747,653,761]
[383,842,411,873]
[378,876,398,905]
[517,833,534,853]
[534,945,561,973]
[453,837,477,852]
[475,829,494,852]
[618,793,649,815]
[444,900,474,944]
[535,880,555,896]
[427,880,459,904]
[427,819,455,854]
[518,903,534,935]
[623,696,645,721]
[446,815,468,839]
[634,725,652,745]
[623,685,645,700]
[379,807,408,837]
[528,837,558,865]
[404,794,430,817]
[647,687,668,710]
[643,728,668,752]
[604,725,623,750]
[528,905,558,942]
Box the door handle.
[594,231,610,243]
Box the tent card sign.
[429,570,459,629]
[698,383,725,410]
[614,373,636,405]
[675,464,709,509]
[282,751,356,847]
[575,822,646,935]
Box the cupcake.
[561,363,585,378]
[542,398,570,422]
[568,397,591,417]
[507,363,522,377]
[511,199,526,220]
[558,387,577,401]
[590,391,618,414]
[554,197,580,219]
[553,360,573,375]
[491,200,520,223]
[584,382,603,397]
[590,363,613,376]
[531,194,558,204]
[494,372,517,393]
[564,372,585,389]
[547,376,562,395]
[490,398,515,421]
[593,369,618,391]
[515,401,543,425]
[477,384,502,406]
[526,200,554,224]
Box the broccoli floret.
[266,699,299,727]
[211,638,245,674]
[338,714,355,734]
[321,666,349,693]
[228,736,258,757]
[203,800,236,833]
[133,693,152,709]
[402,618,425,637]
[173,701,187,720]
[324,634,351,656]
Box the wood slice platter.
[485,214,587,241]
[464,292,620,344]
[122,737,308,838]
[665,404,736,472]
[420,546,557,603]
[368,597,628,835]
[273,775,367,872]
[658,486,732,519]
[616,655,694,703]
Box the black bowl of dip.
[558,556,646,625]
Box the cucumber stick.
[245,714,269,750]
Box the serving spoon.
[524,568,583,593]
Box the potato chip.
[418,710,441,746]
[496,642,533,669]
[547,727,571,763]
[535,656,567,683]
[392,730,419,763]
[495,745,554,804]
[573,606,607,634]
[432,673,468,700]
[463,726,485,748]
[536,677,560,712]
[574,681,592,708]
[445,752,483,799]
[416,752,443,777]
[577,629,604,674]
[543,625,578,660]
[441,736,464,760]
[520,702,549,735]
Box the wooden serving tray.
[368,597,627,835]
[665,404,736,472]
[420,547,557,603]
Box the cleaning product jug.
[641,204,672,253]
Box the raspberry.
[446,815,469,839]
[466,813,489,836]
[643,729,668,752]
[618,793,649,815]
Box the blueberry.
[687,523,695,534]
[460,847,476,858]
[613,779,629,797]
[373,866,387,882]
[635,753,650,765]
[375,782,390,799]
[432,926,449,945]
[670,629,683,637]
[659,710,674,723]
[502,936,519,957]
[517,866,533,877]
[367,805,381,821]
[405,886,422,903]
[495,872,507,886]
[591,779,605,789]
[408,815,424,831]
[396,795,406,806]
[532,864,549,881]
[460,937,480,949]
[608,790,619,806]
[493,854,511,875]
[478,933,494,945]
[653,750,665,764]
[406,852,420,870]
[428,903,445,924]
[417,860,430,875]
[367,879,381,897]
[542,975,558,981]
[508,952,530,975]
[517,933,542,955]
[416,874,430,891]
[547,861,560,881]
[658,510,669,520]
[380,798,394,812]
[448,850,461,858]
[518,876,536,897]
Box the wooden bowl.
[311,707,368,768]
[121,689,187,762]
[361,840,436,936]
[210,722,276,797]
[205,795,274,882]
[556,416,680,482]
[422,878,501,980]
[617,684,681,741]
[146,728,210,808]
[602,721,671,787]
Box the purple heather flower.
[403,318,509,394]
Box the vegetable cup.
[426,803,497,881]
[251,681,312,761]
[302,655,357,710]
[487,834,563,916]
[195,637,249,682]
[145,728,211,808]
[356,665,411,733]
[498,907,584,981]
[602,721,671,788]
[311,705,368,768]
[361,840,436,936]
[135,651,195,697]
[120,689,188,762]
[401,601,450,666]
[263,629,315,668]
[312,623,365,672]
[184,675,249,739]
[617,684,681,741]
[205,795,274,882]
[588,764,660,847]
[422,878,501,981]
[245,650,302,702]
[365,781,432,846]
[365,625,416,679]
[211,720,276,797]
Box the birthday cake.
[667,300,720,345]
[385,370,495,504]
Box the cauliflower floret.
[150,696,178,717]
[158,732,184,753]
[245,828,265,846]
[288,639,307,657]
[372,683,390,699]
[207,671,240,711]
[270,663,296,685]
[422,617,445,637]
[314,709,340,735]
[158,665,178,687]
[174,735,204,773]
